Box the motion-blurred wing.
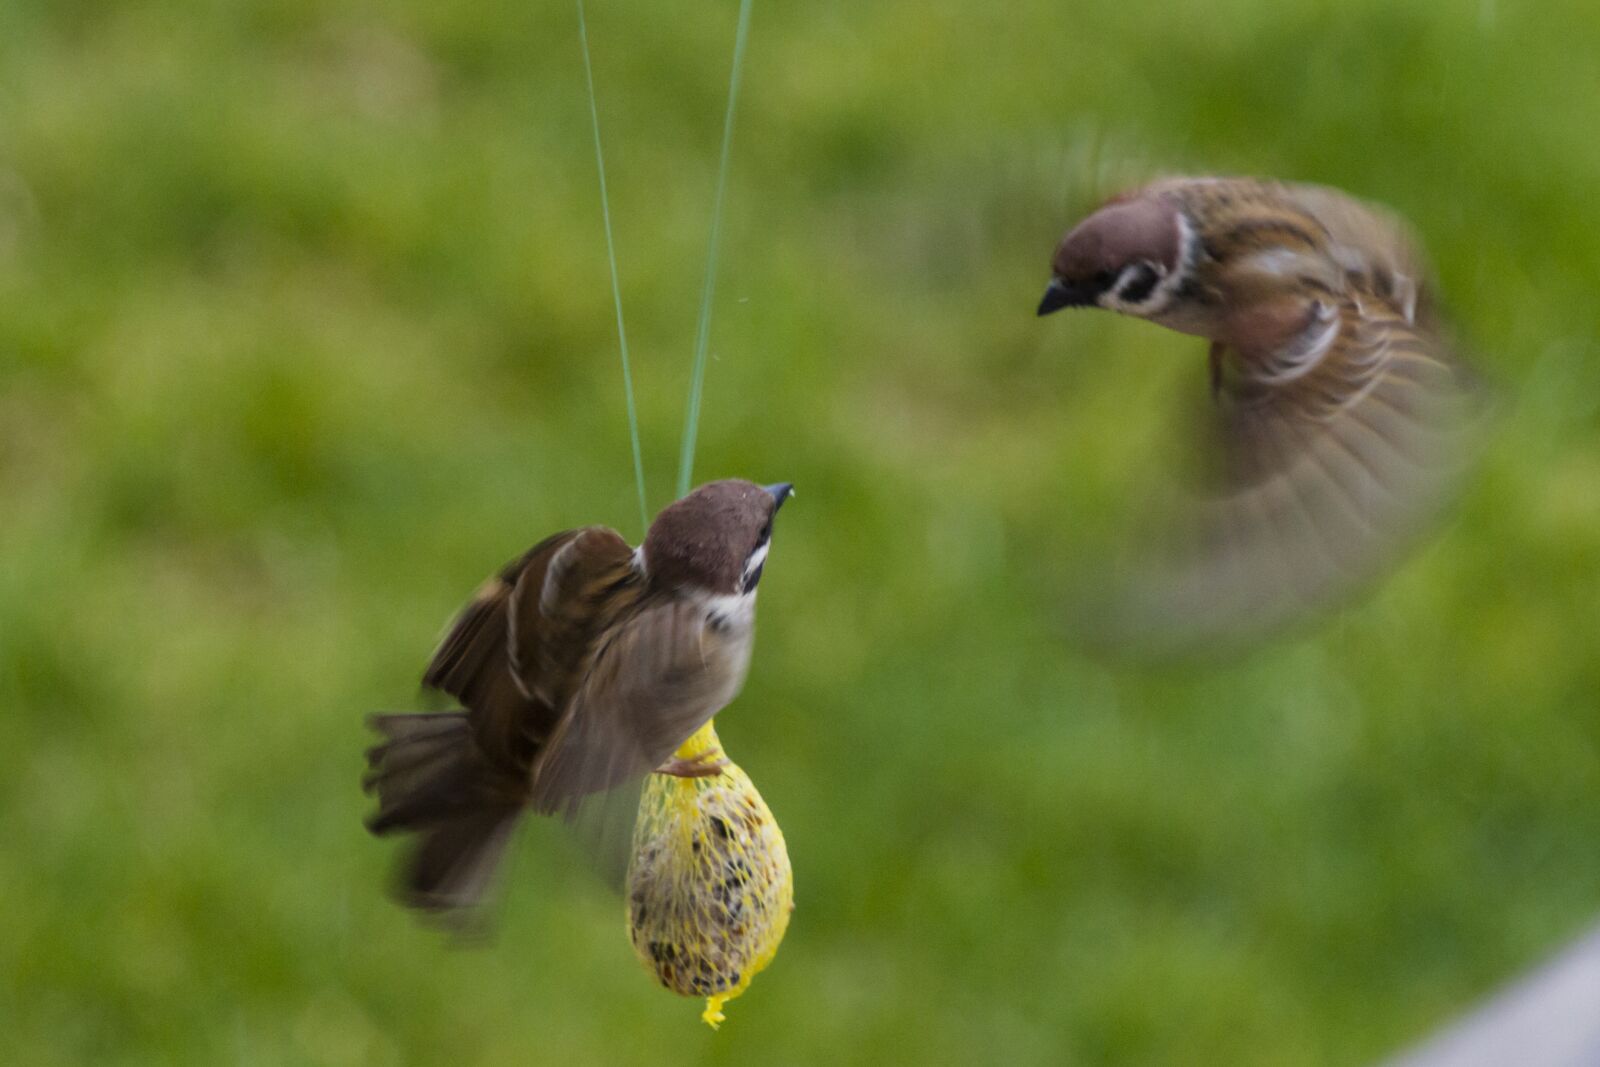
[530,597,750,817]
[423,525,634,766]
[1103,285,1485,654]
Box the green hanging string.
[676,0,755,500]
[577,0,649,533]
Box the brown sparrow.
[1040,177,1484,653]
[364,479,793,916]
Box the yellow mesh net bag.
[626,719,793,1028]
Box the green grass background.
[3,1,1598,1063]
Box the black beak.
[762,482,794,510]
[1037,278,1099,316]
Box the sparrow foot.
[656,749,728,779]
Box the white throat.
[698,586,757,628]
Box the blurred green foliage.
[2,1,1598,1064]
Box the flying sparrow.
[364,479,794,917]
[1039,177,1484,653]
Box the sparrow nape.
[363,479,794,920]
[1039,177,1485,655]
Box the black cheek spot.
[741,561,765,593]
[1119,263,1160,304]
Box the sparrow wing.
[513,526,638,709]
[529,597,747,816]
[423,525,634,768]
[1104,275,1485,654]
[424,529,575,705]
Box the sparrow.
[363,478,794,918]
[1038,177,1484,653]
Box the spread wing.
[423,525,635,769]
[1099,224,1486,654]
[529,597,750,817]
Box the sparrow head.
[1038,192,1186,320]
[642,480,794,596]
[1040,179,1358,345]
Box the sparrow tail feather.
[364,712,525,918]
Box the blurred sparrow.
[1039,177,1484,653]
[364,479,793,917]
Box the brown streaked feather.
[1156,177,1434,322]
[1282,182,1430,322]
[422,526,640,774]
[515,525,638,710]
[423,530,578,719]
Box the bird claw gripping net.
[626,720,792,1028]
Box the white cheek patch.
[1150,211,1200,311]
[739,537,771,595]
[1101,211,1198,318]
[742,540,769,580]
